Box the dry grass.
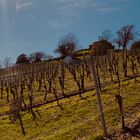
[0,77,140,140]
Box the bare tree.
[115,25,136,51]
[54,33,80,57]
[3,57,12,68]
[115,25,137,77]
[0,61,3,69]
[29,52,48,63]
[98,29,113,42]
[16,54,30,64]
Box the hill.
[0,51,140,140]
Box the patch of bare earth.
[114,103,140,140]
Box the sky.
[0,0,140,63]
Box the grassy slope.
[0,77,140,140]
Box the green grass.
[0,78,140,140]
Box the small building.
[63,55,81,64]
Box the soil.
[112,103,140,140]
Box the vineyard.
[0,52,140,139]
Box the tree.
[115,25,137,77]
[55,33,79,57]
[29,52,47,63]
[98,29,112,42]
[0,61,3,69]
[115,25,136,51]
[3,57,12,68]
[89,39,114,56]
[130,40,140,54]
[16,54,30,64]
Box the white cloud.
[57,0,99,17]
[28,14,35,19]
[48,19,70,29]
[56,0,98,12]
[97,7,119,12]
[49,0,99,28]
[49,0,122,28]
[117,0,129,1]
[12,19,16,28]
[16,1,32,12]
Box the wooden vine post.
[91,55,108,137]
[115,94,125,129]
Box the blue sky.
[0,0,140,62]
